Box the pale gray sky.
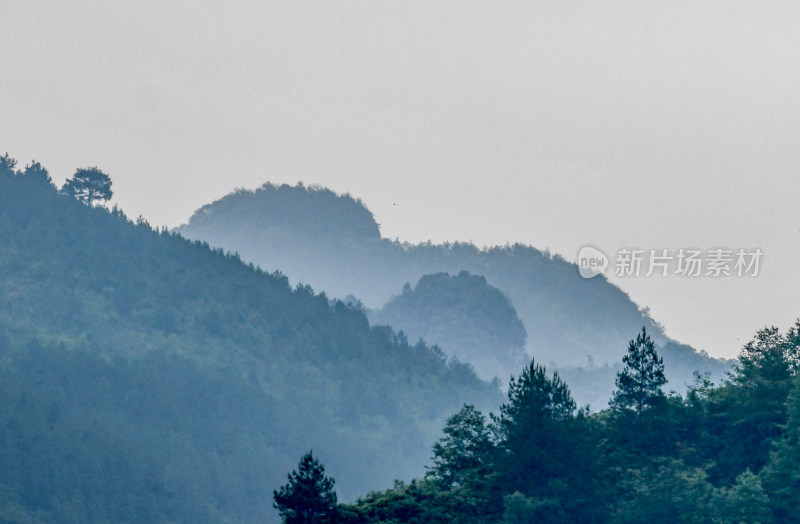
[2,1,798,359]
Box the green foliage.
[493,360,576,436]
[427,404,494,488]
[491,358,578,496]
[61,166,113,205]
[273,452,339,524]
[715,470,771,524]
[612,459,715,524]
[0,155,501,522]
[761,369,800,522]
[700,324,799,484]
[0,340,281,522]
[501,491,567,523]
[490,360,606,522]
[350,478,493,524]
[611,327,667,415]
[425,404,502,519]
[5,153,799,523]
[345,323,800,523]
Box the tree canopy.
[0,154,501,523]
[273,452,339,524]
[610,327,667,414]
[328,324,800,523]
[62,166,113,205]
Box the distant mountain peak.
[180,182,381,243]
[371,271,529,382]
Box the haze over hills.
[0,156,501,522]
[177,182,732,406]
[370,271,529,384]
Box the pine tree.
[704,323,799,484]
[761,370,800,523]
[0,152,17,175]
[428,404,494,488]
[494,359,576,437]
[491,359,578,500]
[23,161,51,185]
[61,167,113,206]
[273,451,339,524]
[610,327,666,415]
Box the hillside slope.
[0,158,501,522]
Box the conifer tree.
[62,167,113,206]
[491,359,577,500]
[761,373,800,523]
[611,327,666,414]
[0,152,17,174]
[428,404,494,488]
[273,451,339,524]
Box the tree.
[491,360,579,502]
[428,404,494,488]
[23,161,52,185]
[718,469,771,524]
[610,327,666,415]
[703,323,800,484]
[493,359,576,439]
[62,167,113,206]
[502,491,567,523]
[273,451,339,524]
[612,459,714,524]
[425,404,500,520]
[0,153,17,175]
[759,359,800,522]
[490,360,607,521]
[733,323,799,390]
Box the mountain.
[176,182,732,405]
[369,271,529,383]
[0,157,501,523]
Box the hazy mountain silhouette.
[177,182,732,406]
[370,271,528,383]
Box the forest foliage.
[0,155,500,523]
[276,325,800,523]
[1,154,788,523]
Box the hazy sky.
[2,1,799,359]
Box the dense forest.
[274,323,800,523]
[0,155,501,523]
[176,183,731,406]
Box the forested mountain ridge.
[0,156,501,523]
[176,183,731,404]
